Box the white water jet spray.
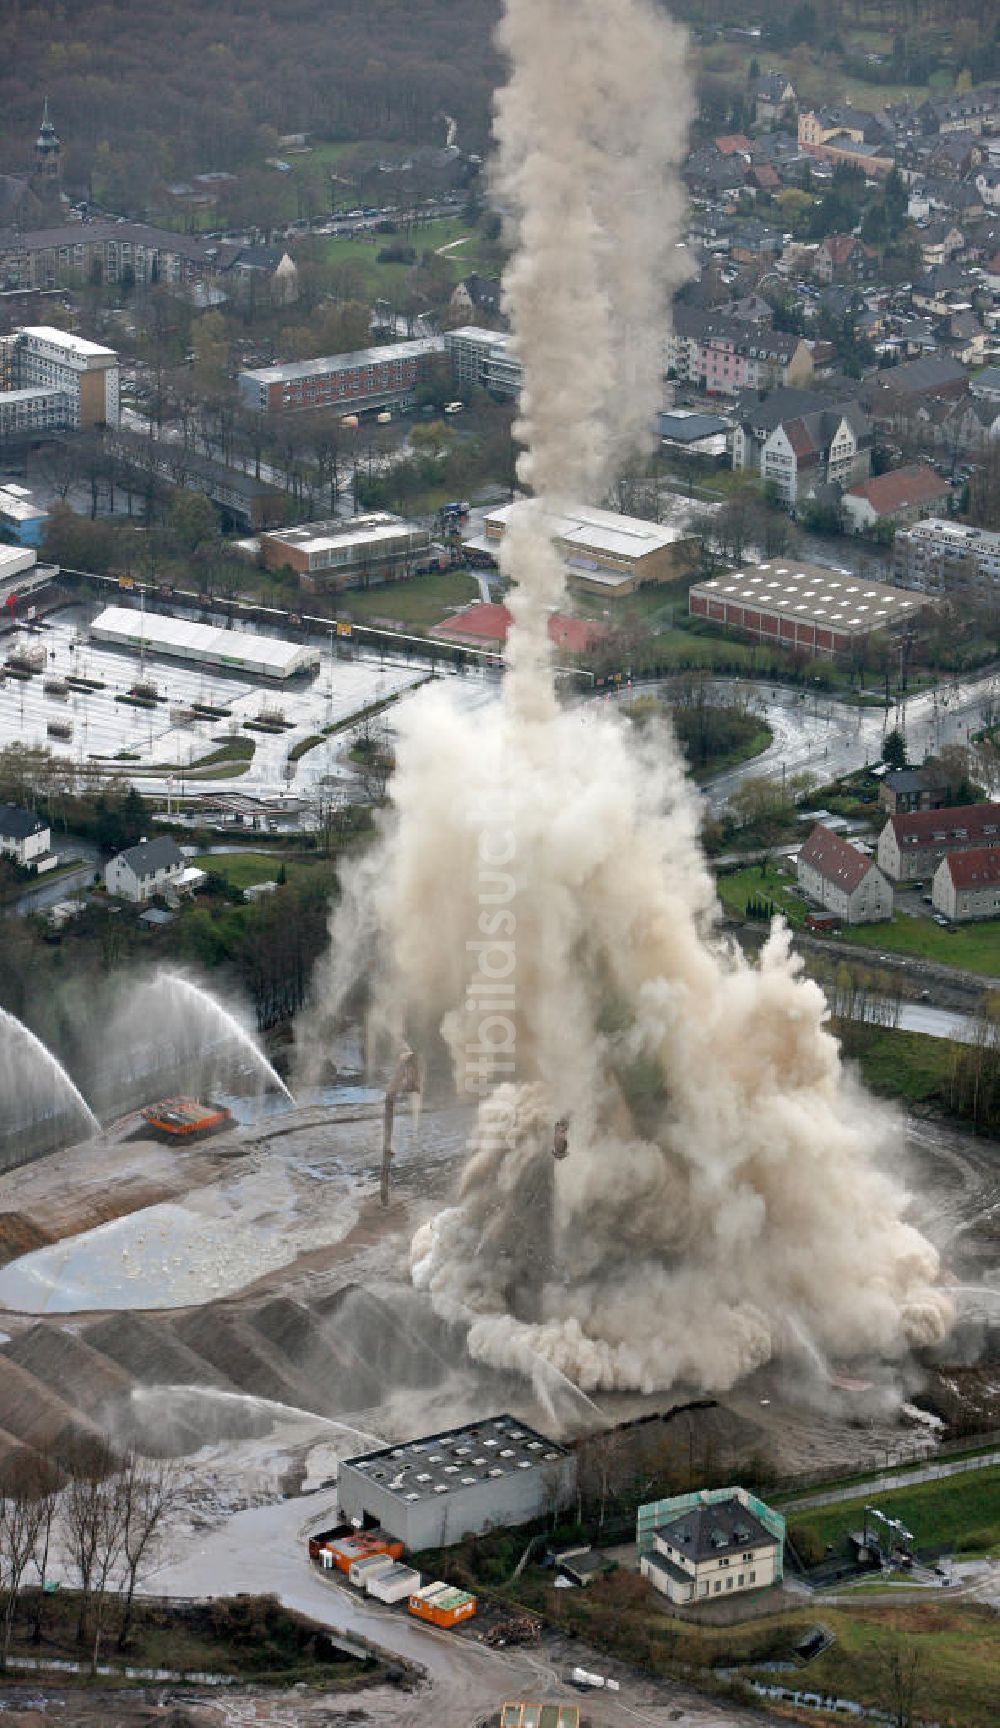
[0,1007,100,1137]
[304,1,953,1405]
[130,1385,383,1450]
[152,973,294,1103]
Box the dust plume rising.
[303,0,952,1399]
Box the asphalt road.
[661,668,1000,813]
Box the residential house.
[919,221,965,270]
[732,386,872,506]
[0,803,50,868]
[974,165,1000,211]
[938,309,987,368]
[684,148,747,200]
[941,394,1000,454]
[752,73,797,124]
[714,134,753,160]
[814,235,878,285]
[798,107,895,175]
[912,265,974,318]
[969,365,1000,403]
[933,849,1000,921]
[869,354,969,433]
[877,804,1000,883]
[639,1489,782,1608]
[926,132,979,180]
[920,88,1000,138]
[747,162,781,195]
[798,824,892,925]
[878,767,950,816]
[105,836,186,903]
[449,273,502,319]
[841,463,951,536]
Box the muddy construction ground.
[0,1092,996,1497]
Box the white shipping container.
[368,1564,422,1605]
[349,1553,396,1588]
[410,1581,451,1604]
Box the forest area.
[3,0,999,221]
[0,0,502,213]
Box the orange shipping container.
[333,1534,404,1574]
[409,1586,477,1628]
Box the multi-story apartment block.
[0,324,119,442]
[893,518,1000,594]
[239,338,444,416]
[444,326,522,399]
[667,307,813,398]
[0,221,217,293]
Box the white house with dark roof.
[797,823,892,924]
[105,836,185,904]
[639,1488,782,1607]
[0,803,50,868]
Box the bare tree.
[879,1635,923,1728]
[0,1455,45,1672]
[26,1451,61,1648]
[116,1453,179,1652]
[61,1439,126,1674]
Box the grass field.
[193,850,309,890]
[322,214,485,298]
[793,1600,999,1728]
[840,910,1000,977]
[339,568,479,628]
[788,1467,1000,1561]
[715,862,808,926]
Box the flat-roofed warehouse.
[481,502,699,598]
[689,559,928,659]
[261,511,434,591]
[89,606,320,680]
[338,1413,576,1549]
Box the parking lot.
[0,605,427,802]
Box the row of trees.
[0,1441,177,1677]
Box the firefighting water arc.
[309,0,954,1397]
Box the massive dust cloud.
[306,0,953,1398]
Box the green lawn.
[339,568,479,629]
[788,1467,1000,1561]
[715,862,809,927]
[193,850,306,890]
[322,215,484,297]
[795,1600,999,1728]
[840,911,1000,977]
[846,1026,957,1108]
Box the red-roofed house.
[432,603,607,656]
[797,823,892,924]
[878,803,1000,882]
[933,848,1000,921]
[814,234,878,284]
[841,464,952,536]
[715,134,753,158]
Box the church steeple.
[35,99,61,180]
